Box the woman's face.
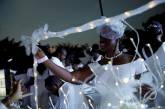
[100,36,117,54]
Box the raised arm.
[35,49,93,84]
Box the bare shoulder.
[72,65,93,82]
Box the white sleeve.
[51,57,65,68]
[134,58,147,74]
[0,102,8,109]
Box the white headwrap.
[97,17,126,40]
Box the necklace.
[105,51,123,63]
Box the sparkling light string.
[123,21,144,104]
[21,0,165,56]
[122,20,161,106]
[129,37,159,105]
[143,44,164,90]
[33,57,39,109]
[42,0,165,41]
[59,87,68,109]
[27,105,33,109]
[49,96,56,109]
[142,45,160,89]
[88,99,94,109]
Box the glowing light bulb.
[124,12,131,17]
[116,67,119,70]
[89,23,94,29]
[140,104,145,109]
[83,102,87,107]
[130,38,134,42]
[79,91,83,95]
[146,43,150,47]
[104,66,108,70]
[161,84,164,89]
[64,94,67,97]
[72,77,76,82]
[8,58,13,62]
[44,35,48,39]
[108,61,112,64]
[157,106,161,109]
[123,78,129,84]
[64,100,66,105]
[115,82,119,86]
[140,58,144,62]
[148,1,156,8]
[104,18,111,23]
[76,27,82,32]
[120,100,124,104]
[164,70,165,74]
[35,96,37,101]
[155,55,159,60]
[34,72,37,78]
[88,99,91,102]
[107,103,112,107]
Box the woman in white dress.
[35,20,153,109]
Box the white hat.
[97,17,126,40]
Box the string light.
[76,27,82,32]
[33,58,39,109]
[140,104,146,109]
[89,23,94,29]
[148,1,156,8]
[155,55,159,60]
[25,1,164,42]
[120,100,124,104]
[104,18,111,23]
[115,82,119,86]
[104,66,108,70]
[157,106,161,109]
[108,61,112,64]
[79,91,83,95]
[116,67,119,70]
[161,84,164,89]
[124,12,131,17]
[146,43,151,47]
[8,58,13,62]
[122,78,129,84]
[71,77,76,82]
[44,35,48,39]
[107,103,112,107]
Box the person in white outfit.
[35,20,154,109]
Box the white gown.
[58,58,150,109]
[88,58,149,109]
